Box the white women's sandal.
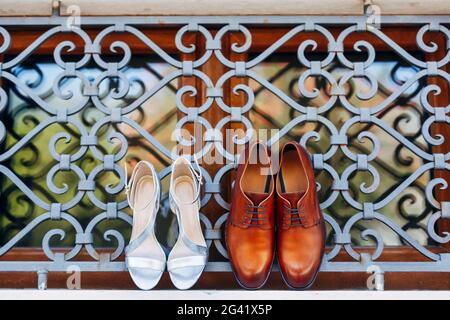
[124,161,166,290]
[167,156,208,290]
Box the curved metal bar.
[84,211,132,261]
[2,26,63,69]
[123,26,183,68]
[0,214,49,256]
[368,28,429,68]
[121,116,174,160]
[375,163,433,210]
[0,117,58,162]
[0,165,50,210]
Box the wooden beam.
[4,28,181,55]
[3,26,421,58]
[0,247,447,289]
[425,32,450,250]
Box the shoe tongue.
[245,192,269,206]
[282,192,305,207]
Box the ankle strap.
[124,160,159,211]
[170,155,203,205]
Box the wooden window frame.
[0,26,448,289]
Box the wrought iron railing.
[0,15,449,290]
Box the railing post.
[375,271,385,291]
[37,269,48,290]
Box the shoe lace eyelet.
[282,204,305,227]
[243,203,267,227]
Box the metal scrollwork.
[0,17,448,277]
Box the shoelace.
[283,203,305,226]
[243,203,267,227]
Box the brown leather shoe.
[226,141,275,289]
[275,141,325,289]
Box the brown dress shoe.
[226,141,275,289]
[275,141,325,289]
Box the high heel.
[124,161,166,290]
[167,156,208,290]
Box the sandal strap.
[126,256,165,272]
[124,161,160,211]
[123,161,161,255]
[170,156,203,205]
[182,233,207,255]
[125,225,155,256]
[167,255,207,271]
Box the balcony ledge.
[1,290,450,300]
[1,0,450,17]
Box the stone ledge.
[2,0,450,17]
[59,0,363,16]
[58,0,450,16]
[1,290,450,299]
[0,0,53,16]
[373,0,450,15]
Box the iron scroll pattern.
[0,20,449,278]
